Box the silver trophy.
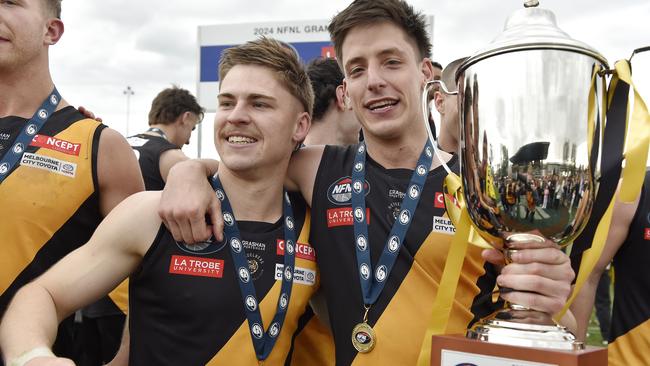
[425,1,608,350]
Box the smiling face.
[341,21,432,144]
[214,64,309,175]
[0,0,59,71]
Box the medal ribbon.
[146,127,169,140]
[211,176,296,361]
[351,140,433,306]
[0,87,61,184]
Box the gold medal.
[351,322,376,353]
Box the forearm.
[0,284,64,362]
[570,273,601,341]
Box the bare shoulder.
[287,145,325,205]
[97,127,145,216]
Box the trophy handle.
[421,80,458,177]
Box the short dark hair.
[219,37,314,116]
[431,61,443,71]
[148,86,204,126]
[43,0,62,19]
[307,58,344,122]
[329,0,432,67]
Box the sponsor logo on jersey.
[277,239,316,261]
[327,176,370,205]
[30,135,81,156]
[435,192,460,209]
[645,228,650,241]
[432,215,456,235]
[20,152,77,178]
[242,239,266,252]
[327,207,370,227]
[169,255,224,278]
[247,252,265,280]
[275,264,316,286]
[126,136,149,147]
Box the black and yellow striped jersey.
[609,170,650,366]
[308,145,499,365]
[128,193,320,365]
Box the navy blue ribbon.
[0,87,61,184]
[211,176,296,361]
[351,141,433,305]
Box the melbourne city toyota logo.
[327,177,370,205]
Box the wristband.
[8,347,55,366]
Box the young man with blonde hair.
[1,37,318,366]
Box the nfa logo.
[284,266,293,281]
[408,184,420,199]
[223,212,234,226]
[215,189,225,201]
[238,267,250,283]
[12,143,24,154]
[357,235,368,251]
[26,124,38,136]
[37,109,48,120]
[269,322,280,338]
[285,216,294,231]
[376,265,387,282]
[360,263,370,280]
[645,228,650,241]
[279,293,289,309]
[245,295,257,311]
[285,240,295,255]
[398,209,411,225]
[0,162,9,175]
[388,236,400,253]
[354,207,365,223]
[327,177,370,205]
[230,238,242,253]
[251,323,264,339]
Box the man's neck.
[0,61,64,118]
[364,131,451,172]
[217,166,288,223]
[304,116,337,146]
[147,124,179,146]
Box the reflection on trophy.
[428,0,609,351]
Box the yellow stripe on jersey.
[0,119,99,294]
[351,229,487,366]
[609,317,650,366]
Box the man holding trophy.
[159,0,577,364]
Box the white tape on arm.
[8,347,55,366]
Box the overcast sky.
[50,0,650,159]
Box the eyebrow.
[218,92,276,101]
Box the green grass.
[585,309,606,346]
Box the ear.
[292,112,311,145]
[341,79,352,110]
[44,18,64,45]
[434,91,445,113]
[180,111,193,125]
[420,58,434,86]
[335,85,346,111]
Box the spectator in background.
[127,86,204,190]
[304,58,360,146]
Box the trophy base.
[466,306,584,350]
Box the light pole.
[123,86,134,135]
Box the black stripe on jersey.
[0,193,102,314]
[610,170,650,341]
[283,303,316,366]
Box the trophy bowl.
[430,1,609,350]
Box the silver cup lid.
[459,1,608,73]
